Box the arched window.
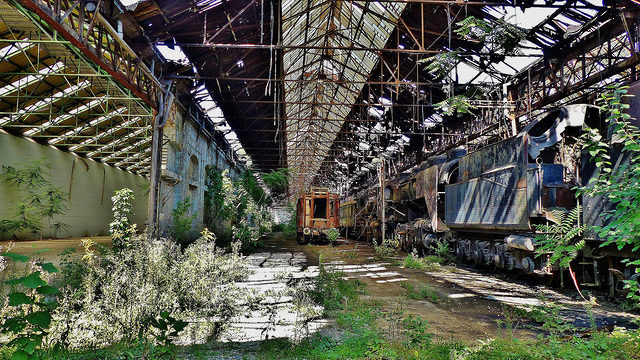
[187,155,199,184]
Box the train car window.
[313,198,328,219]
[329,200,335,218]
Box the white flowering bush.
[47,229,255,350]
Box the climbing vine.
[204,167,273,249]
[578,85,640,302]
[0,160,68,239]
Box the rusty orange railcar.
[296,187,340,244]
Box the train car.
[345,104,639,295]
[296,187,340,244]
[441,105,596,274]
[339,200,357,237]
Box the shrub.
[311,262,363,312]
[204,169,274,246]
[374,238,399,261]
[171,198,196,245]
[402,253,443,272]
[0,252,60,359]
[109,188,135,249]
[47,229,253,350]
[326,228,340,244]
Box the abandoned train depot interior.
[1,0,640,358]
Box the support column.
[380,159,386,244]
[147,82,174,236]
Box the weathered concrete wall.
[0,131,149,240]
[157,103,244,235]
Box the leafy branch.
[455,16,526,54]
[418,51,460,79]
[579,84,640,302]
[535,206,585,269]
[435,95,476,116]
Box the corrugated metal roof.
[283,0,406,193]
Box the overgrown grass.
[254,260,640,360]
[256,298,459,360]
[311,261,365,311]
[403,253,445,271]
[400,282,440,304]
[23,259,640,360]
[1,341,177,359]
[460,331,640,360]
[374,238,399,261]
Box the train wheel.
[296,233,309,245]
[455,243,465,261]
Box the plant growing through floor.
[326,228,340,245]
[171,197,197,245]
[1,160,69,239]
[402,252,444,272]
[577,84,640,303]
[399,282,439,304]
[147,310,188,350]
[374,237,399,261]
[311,260,364,312]
[433,238,454,263]
[402,315,432,348]
[109,188,135,249]
[534,206,584,269]
[1,252,60,360]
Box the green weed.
[402,253,444,271]
[399,282,439,304]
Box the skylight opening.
[49,106,127,144]
[1,80,93,126]
[24,98,107,136]
[71,116,143,150]
[0,62,65,98]
[109,138,151,164]
[155,44,190,65]
[0,40,34,60]
[81,125,145,155]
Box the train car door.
[305,197,312,228]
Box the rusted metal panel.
[398,182,414,201]
[445,167,530,231]
[459,136,526,182]
[526,167,541,214]
[422,166,439,231]
[392,186,400,202]
[414,168,428,199]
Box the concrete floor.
[244,233,639,343]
